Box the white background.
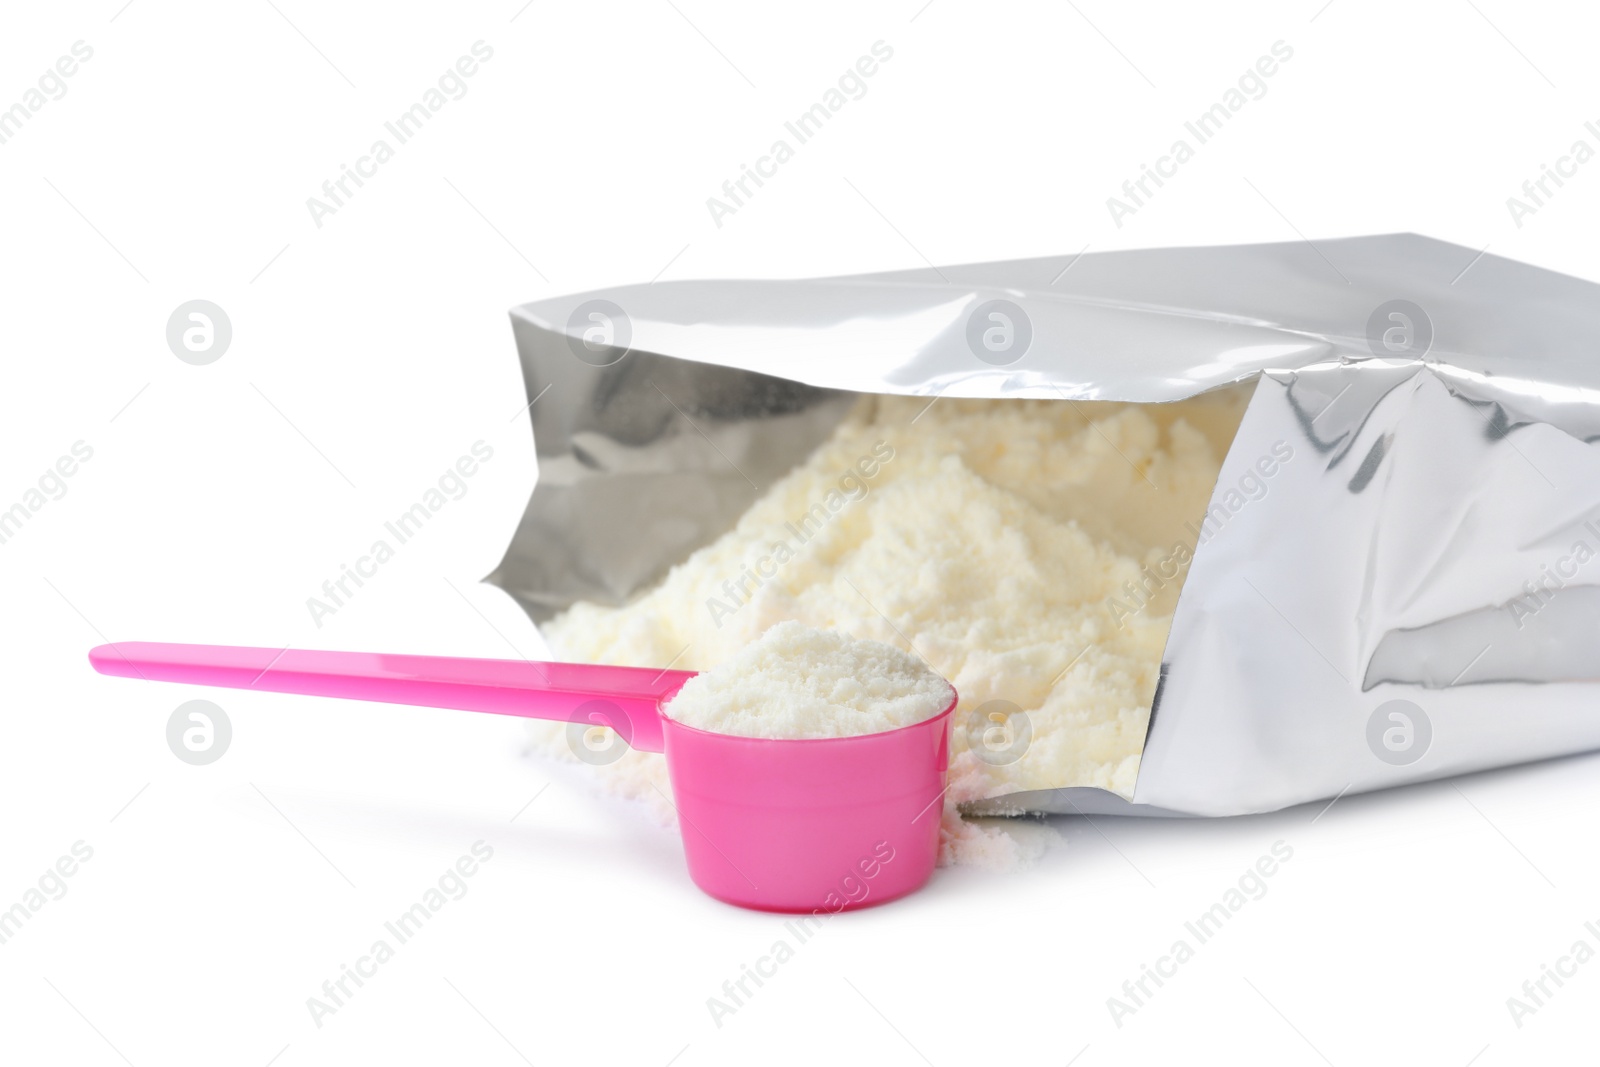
[3,1,1599,1064]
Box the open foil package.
[488,234,1600,818]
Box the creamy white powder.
[662,621,954,738]
[534,389,1249,868]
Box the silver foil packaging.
[489,234,1600,817]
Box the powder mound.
[662,621,954,739]
[536,391,1251,867]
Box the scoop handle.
[88,641,694,753]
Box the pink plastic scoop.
[88,641,955,912]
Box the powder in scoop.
[662,621,954,738]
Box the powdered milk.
[537,388,1249,866]
[662,621,953,738]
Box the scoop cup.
[88,641,955,912]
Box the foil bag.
[488,235,1600,816]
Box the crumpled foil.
[489,234,1600,816]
